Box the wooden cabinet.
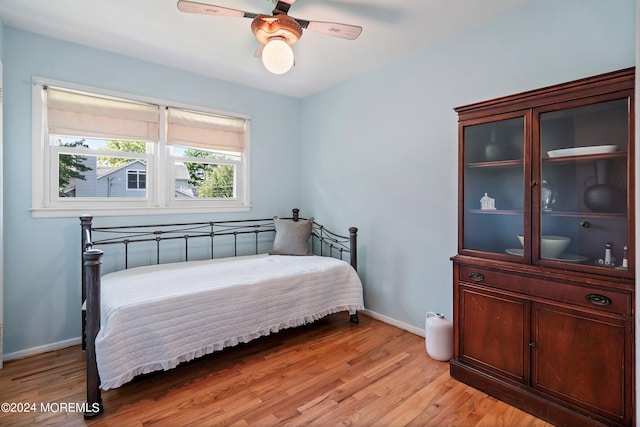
[451,68,635,427]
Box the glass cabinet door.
[461,116,526,258]
[537,97,631,275]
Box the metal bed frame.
[80,208,359,417]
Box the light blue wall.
[0,19,4,57]
[1,0,637,356]
[300,0,636,328]
[2,27,302,354]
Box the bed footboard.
[80,209,359,418]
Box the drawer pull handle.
[585,294,611,306]
[468,272,484,282]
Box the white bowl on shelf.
[517,235,571,259]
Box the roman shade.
[166,107,246,152]
[46,87,159,141]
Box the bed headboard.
[81,208,357,270]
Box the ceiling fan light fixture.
[177,1,363,74]
[261,37,294,75]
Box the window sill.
[30,205,252,219]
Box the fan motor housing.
[251,14,302,45]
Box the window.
[54,137,151,199]
[166,107,245,201]
[32,79,250,217]
[127,170,146,190]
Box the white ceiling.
[0,0,531,98]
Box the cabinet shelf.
[468,209,626,218]
[542,210,627,218]
[467,159,523,168]
[467,152,625,169]
[468,209,523,215]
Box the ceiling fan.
[176,0,363,74]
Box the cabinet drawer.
[459,265,632,317]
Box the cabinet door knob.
[529,342,537,348]
[580,220,591,228]
[468,272,484,282]
[585,293,612,306]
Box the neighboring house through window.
[32,78,250,217]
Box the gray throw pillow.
[269,216,314,256]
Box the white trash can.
[425,312,453,361]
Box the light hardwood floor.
[0,313,551,426]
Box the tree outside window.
[58,139,92,197]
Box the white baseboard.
[361,309,425,338]
[3,337,81,362]
[2,311,421,362]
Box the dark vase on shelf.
[583,159,625,212]
[484,142,507,161]
[484,126,512,161]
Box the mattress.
[95,254,364,390]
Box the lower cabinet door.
[458,284,530,384]
[531,302,632,425]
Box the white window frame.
[31,77,251,218]
[126,169,147,191]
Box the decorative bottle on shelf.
[541,179,556,212]
[604,243,612,265]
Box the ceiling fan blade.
[177,0,257,18]
[301,20,362,40]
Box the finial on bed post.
[83,248,104,418]
[80,215,93,351]
[292,208,299,222]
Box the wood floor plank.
[0,313,551,426]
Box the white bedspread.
[95,254,364,390]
